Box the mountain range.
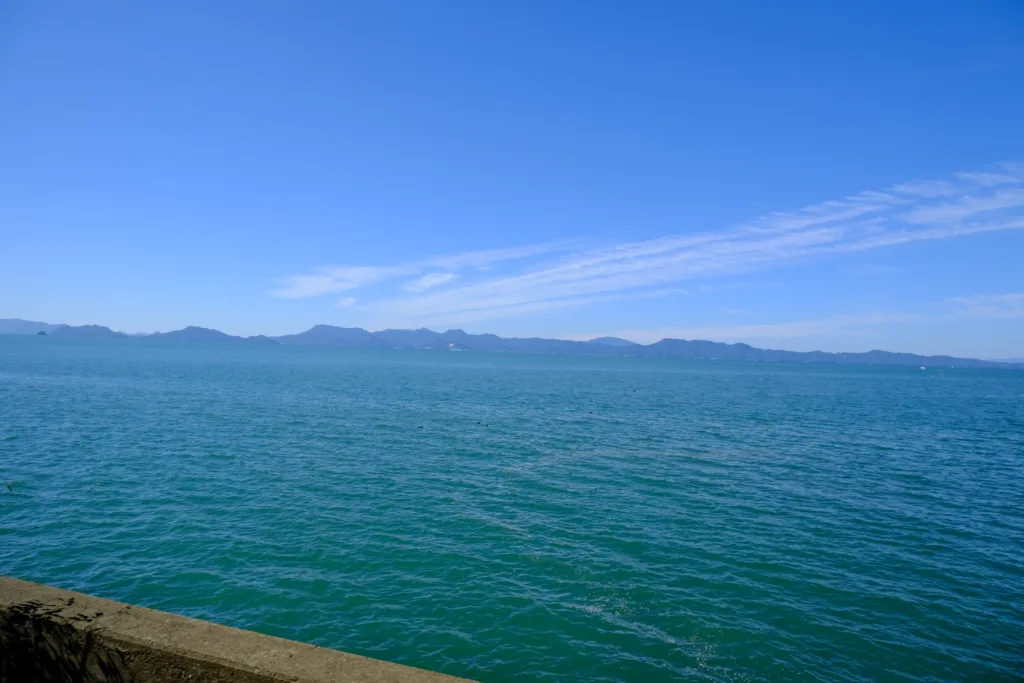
[1,318,1019,369]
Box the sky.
[2,1,1024,358]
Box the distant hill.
[148,326,278,343]
[51,325,126,339]
[272,325,382,347]
[589,336,640,347]
[374,328,449,349]
[636,339,1001,367]
[5,318,1020,368]
[270,326,1018,369]
[0,318,67,335]
[442,330,603,355]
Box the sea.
[1,336,1022,682]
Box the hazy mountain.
[437,328,500,349]
[637,339,1004,368]
[0,318,67,335]
[272,325,382,347]
[274,326,602,354]
[374,328,448,349]
[7,319,1020,368]
[588,336,640,347]
[271,325,1016,368]
[437,329,603,354]
[51,325,126,339]
[148,326,278,343]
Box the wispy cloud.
[402,287,690,326]
[889,180,957,198]
[903,188,1024,224]
[953,171,1020,187]
[337,297,356,308]
[426,243,569,270]
[949,293,1024,319]
[403,272,458,293]
[273,164,1024,327]
[271,242,566,298]
[273,266,407,298]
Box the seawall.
[0,575,477,682]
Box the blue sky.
[2,1,1024,357]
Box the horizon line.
[3,318,1021,367]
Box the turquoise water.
[1,338,1022,682]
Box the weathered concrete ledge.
[0,576,477,682]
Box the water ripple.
[1,339,1022,681]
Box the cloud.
[403,272,458,293]
[273,266,408,298]
[271,242,566,298]
[374,228,844,326]
[949,293,1024,319]
[889,180,958,198]
[426,243,571,270]
[903,188,1024,224]
[337,297,356,308]
[391,287,688,327]
[274,164,1024,327]
[954,171,1020,187]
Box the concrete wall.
[0,576,477,682]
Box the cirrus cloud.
[272,163,1024,329]
[403,272,458,293]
